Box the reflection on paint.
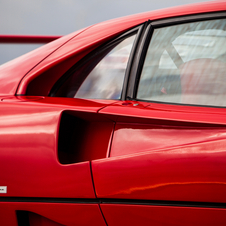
[111,124,226,157]
[115,181,226,195]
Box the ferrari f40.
[1,1,226,225]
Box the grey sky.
[0,0,212,35]
[0,0,212,64]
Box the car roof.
[0,0,225,96]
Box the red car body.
[1,1,226,225]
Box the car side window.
[137,19,226,107]
[55,33,137,100]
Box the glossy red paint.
[93,144,226,203]
[100,204,226,226]
[16,1,226,96]
[27,96,117,111]
[0,97,115,198]
[94,102,226,203]
[100,101,226,125]
[0,27,89,96]
[0,202,106,226]
[0,35,61,44]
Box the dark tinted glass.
[56,34,136,99]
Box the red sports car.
[1,1,226,225]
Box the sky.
[0,0,212,64]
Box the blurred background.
[0,0,212,64]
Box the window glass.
[55,34,136,99]
[137,19,226,107]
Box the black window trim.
[129,11,226,109]
[125,21,152,100]
[121,20,150,100]
[151,11,226,28]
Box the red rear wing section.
[0,35,61,44]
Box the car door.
[93,13,226,226]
